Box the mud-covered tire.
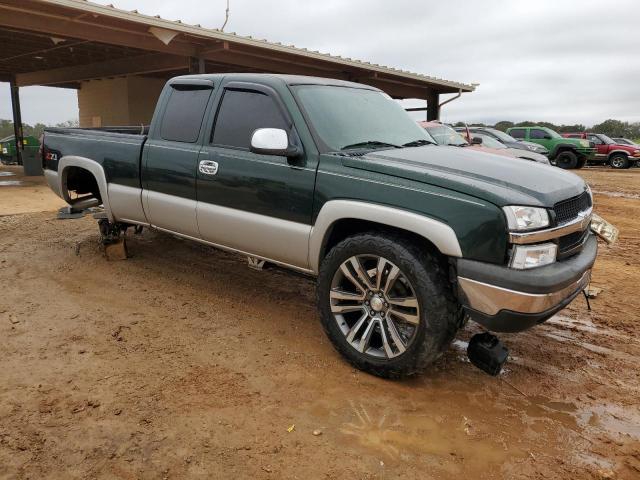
[555,150,578,169]
[317,232,463,379]
[610,153,630,169]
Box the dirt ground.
[0,164,638,479]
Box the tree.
[494,121,514,132]
[0,118,79,140]
[592,119,634,138]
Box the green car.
[507,126,595,169]
[41,74,597,378]
[0,134,40,165]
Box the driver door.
[196,82,316,269]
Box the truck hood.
[612,143,640,153]
[342,146,587,207]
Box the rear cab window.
[160,87,213,143]
[530,129,547,139]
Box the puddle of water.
[0,180,23,186]
[0,171,16,177]
[592,189,640,200]
[546,315,638,343]
[307,378,589,477]
[578,403,640,440]
[543,332,639,363]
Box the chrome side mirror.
[250,128,301,157]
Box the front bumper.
[456,233,597,332]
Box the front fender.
[308,200,462,274]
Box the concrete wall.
[77,76,165,127]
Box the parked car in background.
[507,126,596,169]
[456,126,549,156]
[562,132,639,169]
[455,128,550,164]
[612,137,640,147]
[421,122,549,164]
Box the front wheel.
[610,153,630,169]
[317,232,462,378]
[555,150,578,169]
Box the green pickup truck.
[507,126,596,169]
[42,74,597,378]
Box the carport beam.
[9,77,24,166]
[426,90,440,121]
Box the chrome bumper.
[458,270,591,316]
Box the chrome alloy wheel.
[329,255,421,359]
[611,156,625,168]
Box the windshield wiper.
[402,139,436,147]
[341,140,401,150]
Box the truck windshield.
[598,134,615,145]
[545,129,562,139]
[293,85,434,151]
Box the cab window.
[510,129,525,139]
[530,129,548,139]
[160,87,212,143]
[212,89,288,149]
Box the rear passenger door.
[142,81,214,237]
[196,82,316,270]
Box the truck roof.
[169,73,379,90]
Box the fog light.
[510,243,557,269]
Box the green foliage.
[0,119,79,140]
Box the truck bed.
[43,127,147,188]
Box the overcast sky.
[1,0,639,126]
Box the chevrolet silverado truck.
[42,74,597,378]
[562,132,640,169]
[507,126,596,169]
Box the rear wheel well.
[63,166,101,201]
[320,218,445,265]
[553,146,577,157]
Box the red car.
[562,132,640,169]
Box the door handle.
[199,160,219,176]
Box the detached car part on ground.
[43,74,598,378]
[507,126,596,169]
[562,132,640,169]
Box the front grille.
[553,191,592,225]
[557,229,589,259]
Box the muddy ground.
[0,164,638,479]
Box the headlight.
[503,206,550,231]
[510,243,557,269]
